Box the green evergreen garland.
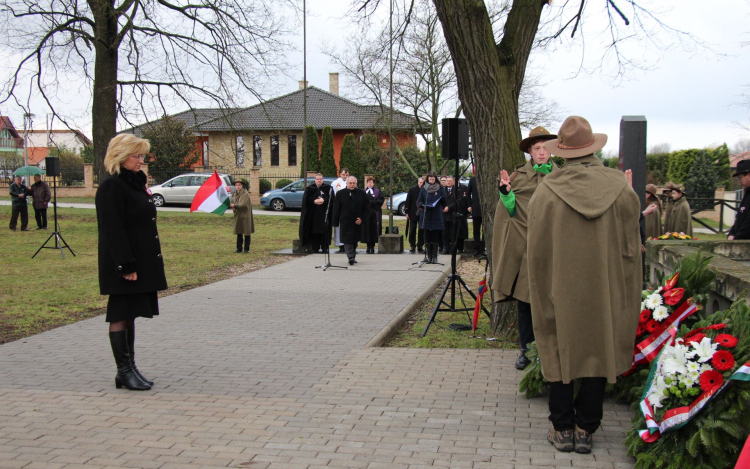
[319,126,338,177]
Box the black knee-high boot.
[127,326,153,386]
[236,234,243,253]
[109,331,151,390]
[243,235,251,253]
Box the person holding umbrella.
[9,175,29,231]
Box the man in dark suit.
[332,176,370,265]
[467,176,484,256]
[729,159,750,240]
[404,177,425,253]
[441,176,457,254]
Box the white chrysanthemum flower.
[641,301,647,311]
[680,374,696,388]
[645,293,663,310]
[700,363,713,374]
[686,337,718,363]
[689,371,701,383]
[686,361,701,373]
[652,305,670,322]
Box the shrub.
[300,125,319,177]
[339,134,361,179]
[259,178,271,194]
[275,178,292,189]
[319,126,337,177]
[646,153,670,185]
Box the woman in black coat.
[96,133,168,391]
[417,172,447,262]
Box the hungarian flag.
[190,170,231,215]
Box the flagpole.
[302,0,308,188]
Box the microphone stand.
[316,185,346,271]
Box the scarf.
[425,182,441,194]
[533,162,553,175]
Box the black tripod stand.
[420,158,489,337]
[315,185,346,271]
[32,175,75,259]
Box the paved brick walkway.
[0,254,635,468]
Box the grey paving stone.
[0,254,636,468]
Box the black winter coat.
[96,169,168,296]
[453,184,470,239]
[9,182,29,207]
[730,188,750,240]
[362,187,384,244]
[405,184,421,220]
[418,187,446,230]
[442,186,457,221]
[467,177,482,218]
[299,183,333,245]
[332,187,370,245]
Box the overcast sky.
[4,0,750,155]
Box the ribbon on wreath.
[472,278,487,332]
[638,360,750,443]
[625,299,699,374]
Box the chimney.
[298,80,308,90]
[329,73,339,96]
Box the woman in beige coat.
[230,180,254,253]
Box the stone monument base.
[378,234,404,253]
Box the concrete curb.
[364,255,459,348]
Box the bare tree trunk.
[433,0,545,335]
[90,0,119,182]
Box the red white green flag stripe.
[190,170,231,215]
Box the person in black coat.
[9,175,29,231]
[418,172,447,262]
[729,160,750,240]
[332,176,370,265]
[96,133,168,391]
[299,173,333,253]
[362,176,384,254]
[404,177,425,253]
[453,180,470,253]
[467,176,484,256]
[441,176,458,254]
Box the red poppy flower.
[684,327,705,339]
[711,350,736,371]
[663,288,685,306]
[664,272,680,291]
[686,333,706,344]
[706,324,727,331]
[639,309,651,324]
[699,369,725,392]
[715,334,738,348]
[644,320,659,334]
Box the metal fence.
[258,173,299,194]
[59,163,85,187]
[147,169,194,185]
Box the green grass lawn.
[385,257,518,350]
[0,206,303,344]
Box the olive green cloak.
[527,155,642,384]
[232,188,255,235]
[490,159,556,303]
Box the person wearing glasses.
[95,134,167,391]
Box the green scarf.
[533,162,552,174]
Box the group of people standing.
[491,117,642,454]
[298,168,384,265]
[8,174,51,231]
[642,180,693,239]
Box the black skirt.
[105,291,160,323]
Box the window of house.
[271,135,279,166]
[288,135,297,166]
[202,139,209,167]
[235,135,245,167]
[253,135,262,166]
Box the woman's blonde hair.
[104,134,151,175]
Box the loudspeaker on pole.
[441,118,469,160]
[45,157,60,177]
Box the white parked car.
[149,173,233,207]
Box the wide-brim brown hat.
[662,181,675,192]
[519,126,557,154]
[646,184,658,196]
[544,116,608,159]
[672,183,685,193]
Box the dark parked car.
[260,177,337,211]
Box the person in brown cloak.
[527,116,641,454]
[644,184,663,239]
[491,126,557,370]
[662,181,675,232]
[664,184,693,236]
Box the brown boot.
[547,426,574,452]
[573,425,592,454]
